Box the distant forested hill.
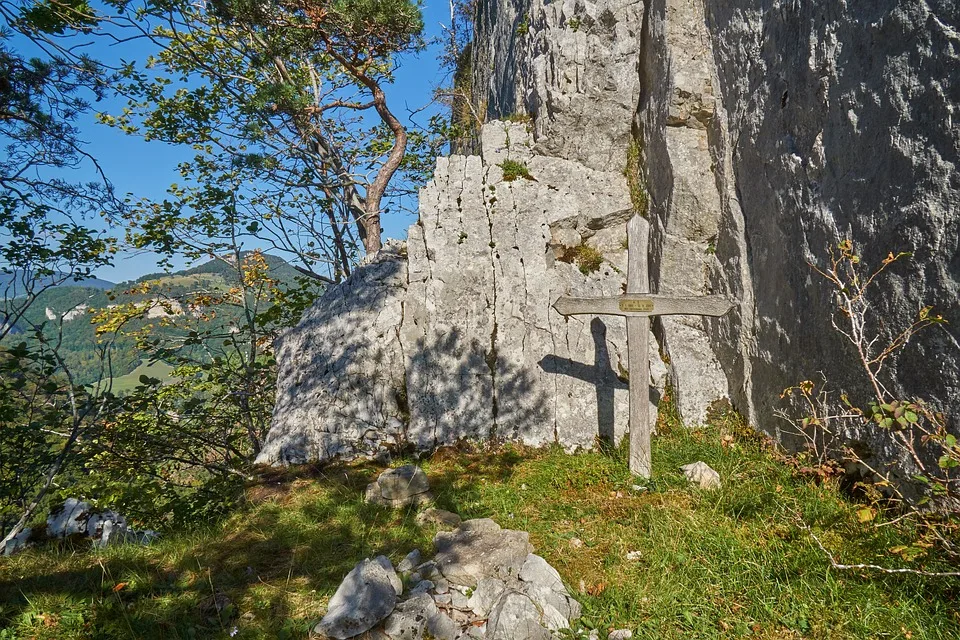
[1,254,302,385]
[0,271,115,298]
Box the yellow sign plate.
[619,298,654,313]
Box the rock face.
[464,0,960,468]
[638,0,960,466]
[263,0,959,472]
[258,122,665,465]
[470,0,644,172]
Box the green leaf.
[946,434,957,448]
[938,455,959,469]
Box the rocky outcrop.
[258,122,665,465]
[468,0,730,427]
[468,0,960,463]
[315,519,582,640]
[470,0,643,172]
[263,0,959,471]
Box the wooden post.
[551,215,733,479]
[626,215,651,478]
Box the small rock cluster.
[315,518,582,639]
[3,498,158,556]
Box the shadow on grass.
[0,465,428,638]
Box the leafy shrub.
[780,240,959,574]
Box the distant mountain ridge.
[1,253,303,386]
[0,271,116,298]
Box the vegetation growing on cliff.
[625,138,649,217]
[558,244,605,275]
[499,159,533,182]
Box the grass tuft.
[558,244,605,274]
[499,158,533,182]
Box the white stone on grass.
[680,461,721,490]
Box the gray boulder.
[366,465,433,508]
[47,498,91,537]
[315,556,400,639]
[378,466,430,501]
[433,519,534,588]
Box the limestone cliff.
[261,0,959,467]
[257,124,663,464]
[468,0,959,458]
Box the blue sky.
[62,1,455,282]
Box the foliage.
[0,253,304,385]
[498,159,532,182]
[624,137,648,217]
[0,0,122,552]
[0,2,118,342]
[3,415,959,638]
[0,333,119,551]
[559,244,605,275]
[516,13,530,36]
[84,250,322,524]
[779,240,958,573]
[104,0,427,270]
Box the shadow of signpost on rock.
[539,318,659,449]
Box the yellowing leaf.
[856,507,876,523]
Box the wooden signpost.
[553,215,734,478]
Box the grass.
[2,403,958,639]
[107,360,175,394]
[499,158,532,182]
[624,138,649,217]
[559,244,605,275]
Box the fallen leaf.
[856,507,876,523]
